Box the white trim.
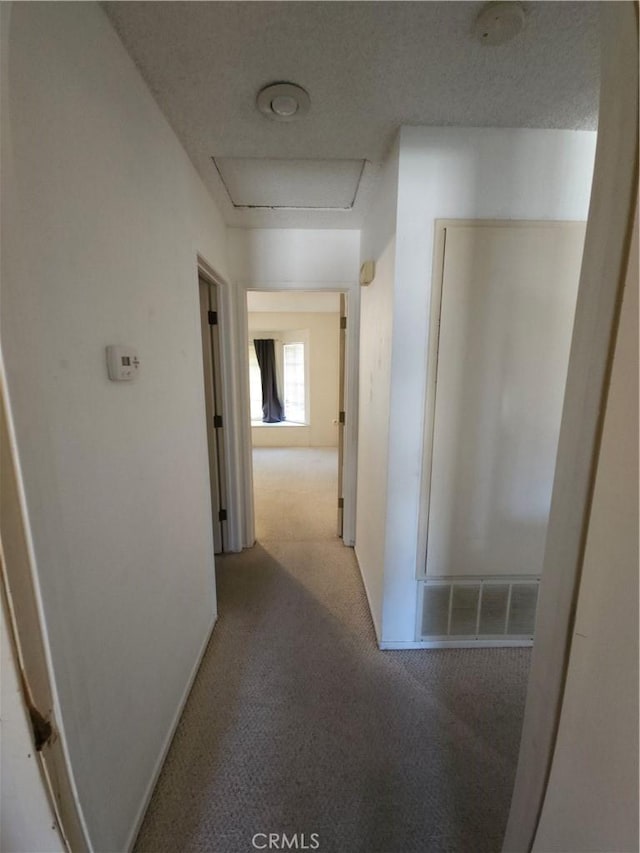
[379,639,533,650]
[341,285,360,547]
[125,614,217,853]
[238,290,256,546]
[415,221,447,580]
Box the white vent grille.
[420,579,539,640]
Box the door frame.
[337,293,347,537]
[198,275,227,553]
[238,285,360,547]
[416,218,587,584]
[196,256,244,553]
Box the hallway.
[135,448,530,853]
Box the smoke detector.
[256,82,310,122]
[475,2,525,45]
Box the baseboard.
[125,613,217,852]
[353,548,381,644]
[379,638,534,650]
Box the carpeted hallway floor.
[135,447,530,853]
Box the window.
[249,333,308,425]
[248,345,263,422]
[283,342,306,423]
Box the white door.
[425,223,586,579]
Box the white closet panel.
[426,223,585,578]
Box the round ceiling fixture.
[475,2,525,46]
[256,82,310,122]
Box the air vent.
[479,584,510,634]
[420,578,539,641]
[450,584,480,635]
[507,583,539,635]
[421,584,450,637]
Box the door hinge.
[208,310,218,326]
[338,411,346,425]
[213,414,223,428]
[340,316,347,330]
[218,508,227,522]
[338,497,344,509]
[28,704,53,752]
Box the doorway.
[198,273,228,553]
[245,290,347,541]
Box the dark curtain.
[254,339,284,423]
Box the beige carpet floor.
[135,447,530,853]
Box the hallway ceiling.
[103,1,600,230]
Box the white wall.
[1,4,232,850]
[228,229,360,288]
[247,291,341,313]
[425,223,585,581]
[356,137,399,640]
[249,311,340,448]
[377,127,597,644]
[532,207,638,853]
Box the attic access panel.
[212,157,366,210]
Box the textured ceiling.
[104,1,600,229]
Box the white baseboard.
[353,549,381,644]
[125,614,217,852]
[379,638,534,650]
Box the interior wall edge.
[0,353,91,851]
[502,4,639,850]
[353,547,382,643]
